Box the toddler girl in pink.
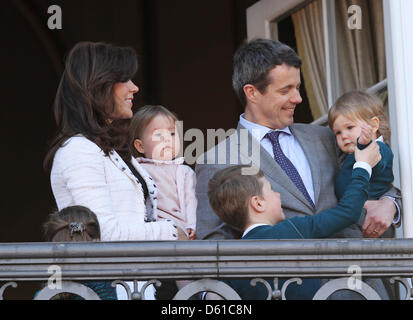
[130,105,197,239]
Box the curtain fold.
[368,0,386,81]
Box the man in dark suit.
[195,39,401,299]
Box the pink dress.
[137,157,197,234]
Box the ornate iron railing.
[1,238,413,300]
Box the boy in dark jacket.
[207,139,380,299]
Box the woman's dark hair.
[44,41,138,171]
[43,205,101,242]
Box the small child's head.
[328,90,390,154]
[43,206,101,242]
[208,165,285,233]
[130,105,180,161]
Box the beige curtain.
[291,0,386,119]
[291,0,327,120]
[368,0,386,81]
[335,0,386,92]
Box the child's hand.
[177,226,189,240]
[354,140,381,168]
[187,228,196,240]
[358,123,373,145]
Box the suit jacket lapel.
[237,123,313,210]
[290,124,322,207]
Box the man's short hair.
[208,165,264,232]
[232,38,302,106]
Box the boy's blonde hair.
[208,165,264,233]
[129,105,179,157]
[328,90,391,144]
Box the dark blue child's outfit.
[335,138,394,200]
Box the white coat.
[50,135,176,241]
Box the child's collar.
[137,157,185,165]
[242,223,270,237]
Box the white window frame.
[246,0,308,40]
[383,0,413,238]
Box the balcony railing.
[1,238,413,300]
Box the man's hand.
[362,198,395,238]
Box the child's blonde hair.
[328,90,391,144]
[129,105,179,157]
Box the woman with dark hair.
[44,42,177,243]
